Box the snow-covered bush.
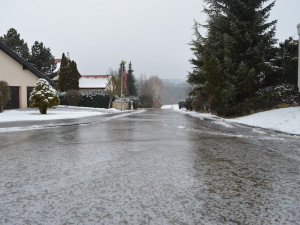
[0,81,11,113]
[58,91,111,108]
[29,79,60,114]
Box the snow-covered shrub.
[58,91,111,108]
[80,91,110,108]
[0,81,11,113]
[65,90,82,106]
[29,78,60,114]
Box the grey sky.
[1,0,299,80]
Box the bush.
[187,84,300,117]
[65,90,82,106]
[185,96,194,111]
[80,91,110,108]
[139,94,153,108]
[58,91,111,108]
[0,81,11,113]
[29,79,60,114]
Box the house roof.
[0,41,55,86]
[81,75,109,78]
[79,75,109,89]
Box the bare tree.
[137,74,163,108]
[137,73,148,96]
[146,76,163,107]
[106,68,121,109]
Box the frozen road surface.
[0,109,299,224]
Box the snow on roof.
[79,75,109,89]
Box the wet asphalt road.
[0,109,300,224]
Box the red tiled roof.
[55,59,61,63]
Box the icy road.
[0,109,300,224]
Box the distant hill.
[160,79,191,105]
[161,79,187,85]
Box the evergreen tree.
[69,60,80,90]
[188,0,277,116]
[29,79,60,114]
[57,53,70,92]
[57,53,80,91]
[126,62,138,96]
[28,41,57,77]
[0,28,30,60]
[265,37,298,86]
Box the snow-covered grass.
[226,107,300,135]
[161,104,179,109]
[169,105,300,135]
[0,105,120,122]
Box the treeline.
[187,0,299,117]
[1,28,166,109]
[108,64,164,108]
[0,28,57,77]
[160,80,191,105]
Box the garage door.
[6,86,20,109]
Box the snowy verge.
[0,105,121,123]
[161,105,180,110]
[0,106,146,132]
[226,107,300,135]
[167,105,300,135]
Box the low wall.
[112,101,130,111]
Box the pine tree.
[69,60,80,90]
[28,41,57,77]
[29,79,60,114]
[0,28,30,60]
[188,0,277,116]
[265,37,299,86]
[126,62,138,96]
[57,54,80,91]
[57,53,70,92]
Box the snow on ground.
[0,105,119,122]
[161,104,179,109]
[226,107,300,135]
[169,105,300,135]
[1,104,299,135]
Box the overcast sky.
[1,0,300,80]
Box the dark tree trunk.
[39,107,47,114]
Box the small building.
[0,41,55,109]
[79,75,109,92]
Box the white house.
[0,41,55,109]
[79,75,109,91]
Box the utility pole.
[120,61,126,111]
